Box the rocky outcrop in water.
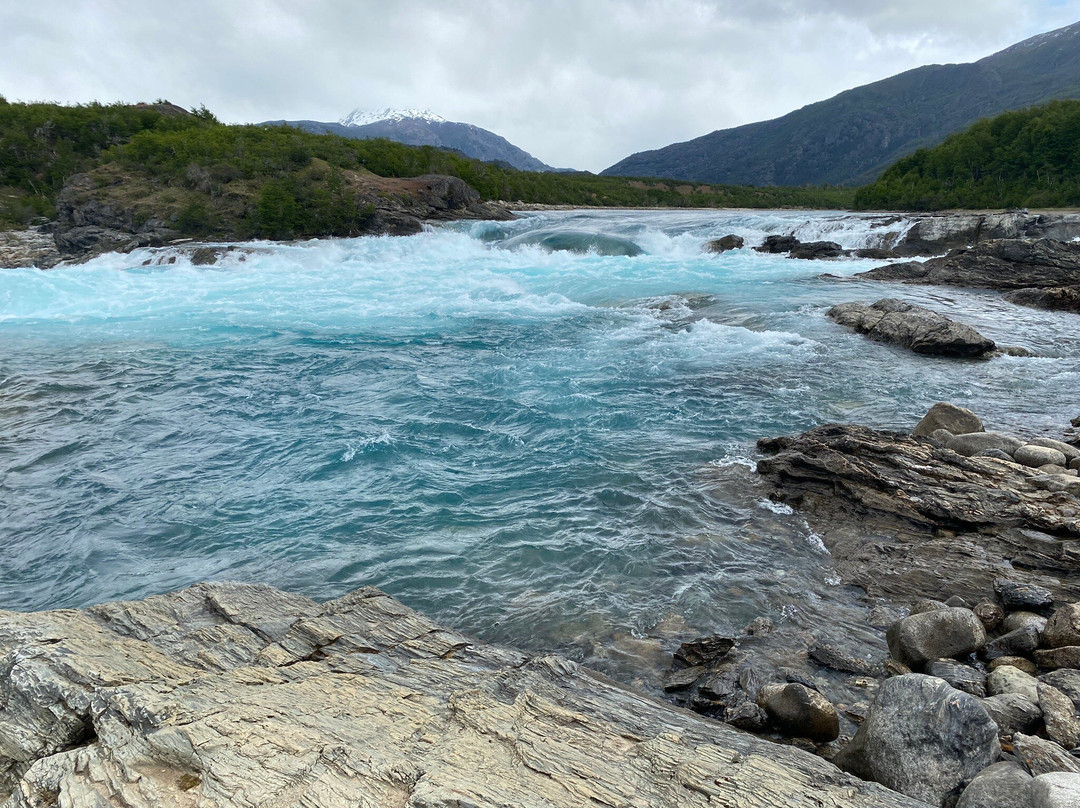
[855,239,1080,313]
[827,299,997,357]
[0,581,925,808]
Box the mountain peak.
[339,108,447,127]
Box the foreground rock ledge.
[756,424,1080,604]
[0,582,924,808]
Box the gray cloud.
[3,1,1080,170]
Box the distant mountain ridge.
[602,21,1080,187]
[265,109,557,172]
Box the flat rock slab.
[827,299,996,357]
[756,424,1080,604]
[0,582,927,808]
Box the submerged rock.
[0,582,926,808]
[833,674,999,806]
[828,299,996,357]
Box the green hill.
[0,99,852,240]
[853,100,1080,210]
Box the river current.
[2,209,1077,682]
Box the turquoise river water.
[2,209,1077,681]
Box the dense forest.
[0,99,854,238]
[854,100,1080,210]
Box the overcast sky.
[4,1,1080,171]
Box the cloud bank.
[3,1,1080,170]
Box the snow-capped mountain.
[339,108,447,127]
[263,108,559,172]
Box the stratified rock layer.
[0,582,926,808]
[756,424,1080,604]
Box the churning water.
[2,209,1077,681]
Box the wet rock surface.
[756,419,1080,605]
[855,239,1080,314]
[827,299,997,358]
[0,582,926,808]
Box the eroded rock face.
[832,674,1000,806]
[827,299,996,357]
[0,582,926,808]
[755,424,1080,604]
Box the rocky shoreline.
[0,173,513,269]
[0,582,924,808]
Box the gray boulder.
[987,666,1040,704]
[990,656,1037,675]
[1040,670,1080,710]
[1002,611,1049,634]
[946,431,1023,457]
[914,403,984,438]
[985,625,1041,660]
[887,608,987,669]
[1014,733,1080,776]
[1038,683,1080,750]
[1036,648,1080,671]
[1015,445,1070,469]
[981,693,1043,736]
[828,299,996,358]
[756,682,840,741]
[955,762,1032,808]
[834,674,999,805]
[995,578,1055,611]
[1043,604,1080,649]
[1028,438,1080,463]
[927,660,986,697]
[1031,772,1080,808]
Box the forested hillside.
[854,100,1080,210]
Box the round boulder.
[1043,604,1080,649]
[1015,445,1069,469]
[1028,438,1080,463]
[886,607,987,669]
[756,682,839,741]
[914,402,983,438]
[833,674,1000,806]
[1031,772,1080,808]
[956,762,1032,808]
[987,666,1040,704]
[946,431,1021,457]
